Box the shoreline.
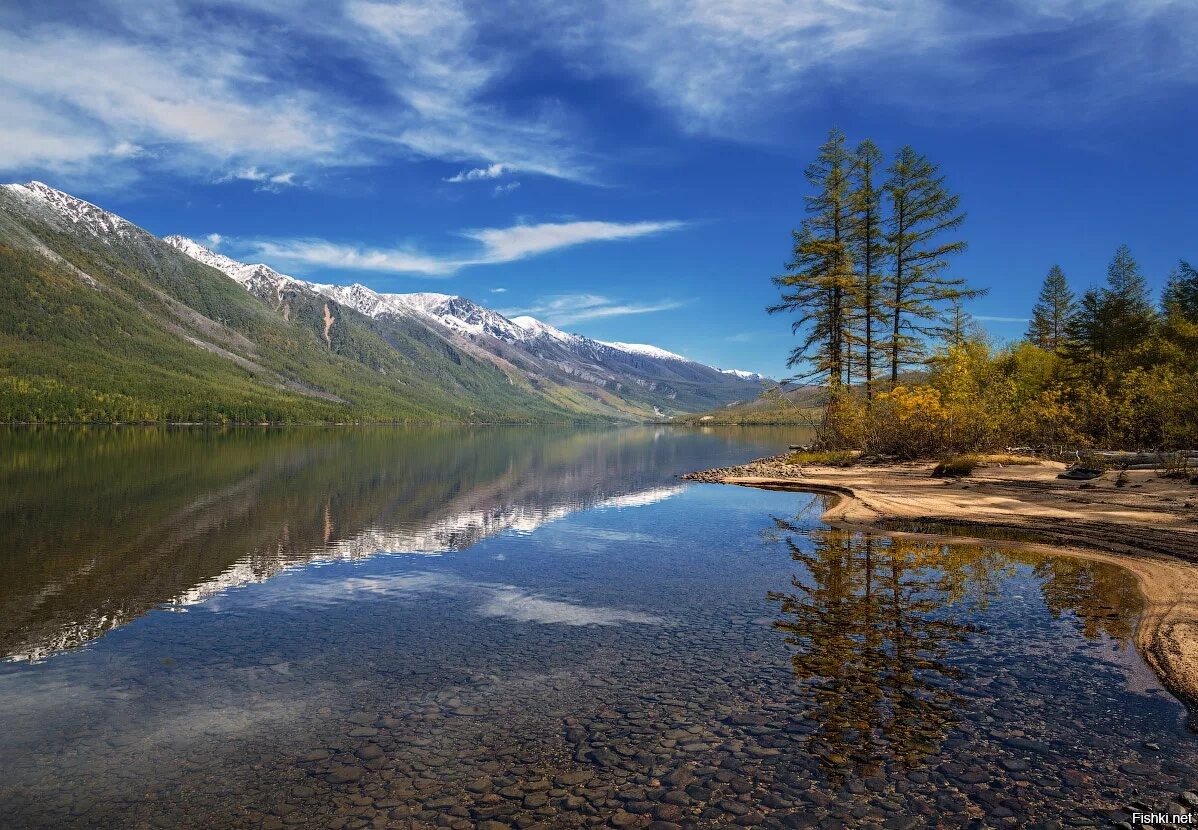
[683,454,1198,712]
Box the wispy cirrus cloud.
[506,293,688,325]
[544,0,1198,133]
[462,220,683,263]
[250,239,456,277]
[247,218,685,277]
[0,6,348,184]
[4,0,1192,189]
[0,0,591,187]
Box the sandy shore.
[684,455,1198,711]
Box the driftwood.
[1058,467,1104,481]
[1056,450,1198,471]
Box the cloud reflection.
[225,570,667,628]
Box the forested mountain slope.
[0,182,764,423]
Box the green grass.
[975,453,1042,466]
[784,450,858,466]
[932,454,980,477]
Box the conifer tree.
[880,146,978,383]
[849,139,885,400]
[1102,244,1156,352]
[770,129,857,386]
[1026,264,1075,351]
[937,298,976,348]
[1063,287,1111,361]
[1162,260,1198,323]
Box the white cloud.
[463,220,684,263]
[109,141,146,159]
[246,570,665,626]
[508,293,688,325]
[491,287,508,293]
[478,587,663,626]
[542,0,1198,132]
[204,233,223,248]
[493,181,521,196]
[251,239,457,277]
[0,23,339,182]
[445,163,509,183]
[0,1,591,185]
[6,0,1186,187]
[250,218,684,276]
[219,167,299,191]
[339,0,591,180]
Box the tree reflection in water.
[766,519,1143,781]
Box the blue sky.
[2,1,1195,378]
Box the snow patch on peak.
[313,283,396,318]
[389,294,535,341]
[4,180,134,239]
[511,316,574,343]
[601,341,689,362]
[164,235,299,291]
[164,235,245,273]
[391,292,456,313]
[720,368,764,381]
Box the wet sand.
[684,455,1198,710]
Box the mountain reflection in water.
[766,519,1145,779]
[0,450,1192,830]
[0,425,796,662]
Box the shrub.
[932,454,979,477]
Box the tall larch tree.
[770,129,858,387]
[849,139,885,401]
[1026,264,1075,351]
[881,146,978,383]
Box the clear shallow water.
[0,426,1195,829]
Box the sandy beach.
[684,455,1198,711]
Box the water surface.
[0,426,1194,829]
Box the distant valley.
[0,182,765,423]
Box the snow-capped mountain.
[1,181,134,240]
[163,236,768,413]
[720,368,765,381]
[0,177,768,422]
[600,341,688,362]
[163,235,301,297]
[391,292,540,342]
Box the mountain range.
[0,181,765,423]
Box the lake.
[0,426,1194,829]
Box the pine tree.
[770,129,858,386]
[1162,260,1198,323]
[1062,287,1114,381]
[1102,244,1157,353]
[1026,264,1075,351]
[880,146,979,383]
[849,139,885,401]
